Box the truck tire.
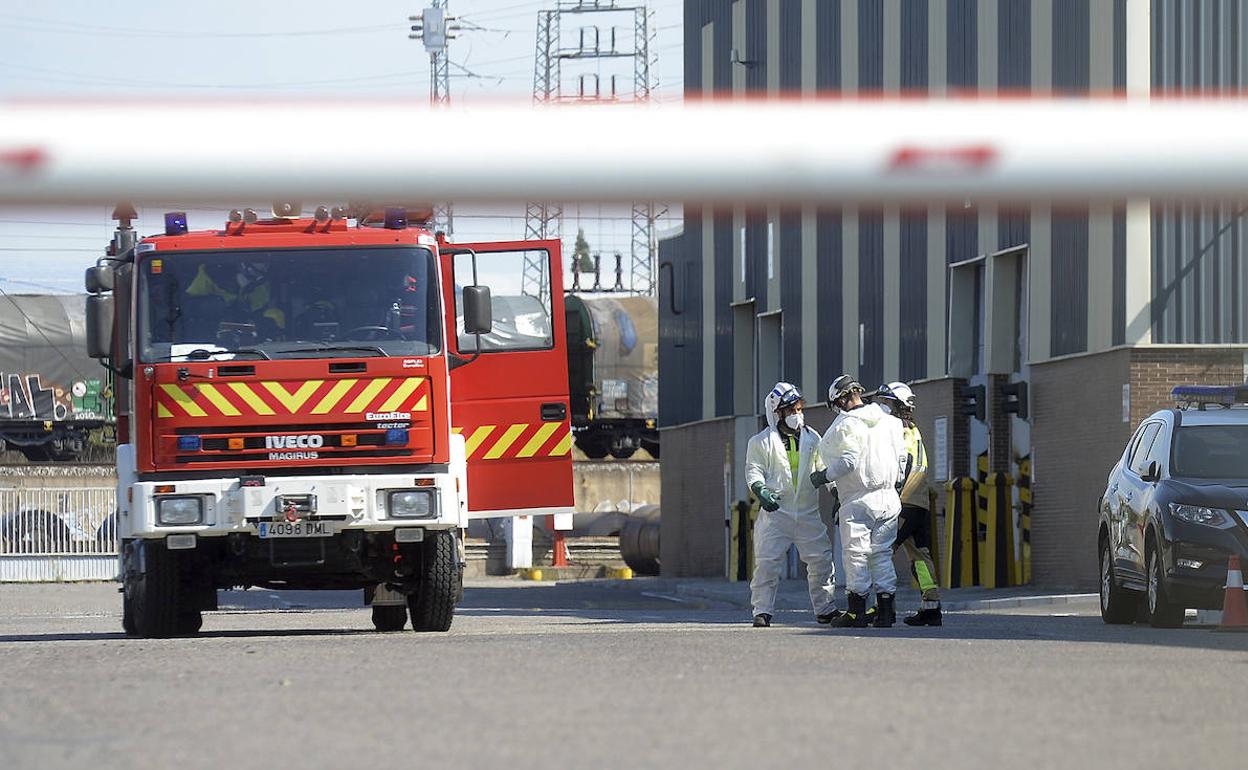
[128,541,183,638]
[407,530,460,632]
[371,604,408,632]
[177,610,204,635]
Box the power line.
[0,61,429,90]
[0,13,398,39]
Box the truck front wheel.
[407,530,460,632]
[124,540,183,638]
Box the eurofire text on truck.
[84,203,574,637]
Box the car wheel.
[1099,541,1139,624]
[1146,542,1186,629]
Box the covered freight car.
[0,294,112,461]
[565,294,657,459]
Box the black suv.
[1098,386,1248,627]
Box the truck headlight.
[388,489,436,519]
[1169,503,1233,529]
[157,496,204,526]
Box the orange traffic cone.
[1215,554,1248,632]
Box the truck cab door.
[438,238,574,518]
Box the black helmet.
[826,375,865,409]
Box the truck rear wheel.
[371,604,408,632]
[407,530,460,632]
[126,540,183,638]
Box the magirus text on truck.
[85,203,574,637]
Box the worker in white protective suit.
[814,375,907,628]
[744,382,840,628]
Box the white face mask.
[784,412,804,431]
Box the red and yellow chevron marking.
[156,377,431,419]
[452,422,571,461]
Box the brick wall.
[988,373,1012,473]
[659,417,737,577]
[1127,349,1245,427]
[1029,349,1132,588]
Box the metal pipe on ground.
[618,504,660,576]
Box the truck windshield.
[138,247,441,362]
[1170,424,1248,480]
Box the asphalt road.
[1,579,1245,770]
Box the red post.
[548,515,568,568]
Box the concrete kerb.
[659,578,1099,612]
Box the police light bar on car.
[1170,385,1248,409]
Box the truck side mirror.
[85,293,115,359]
[463,285,492,335]
[85,265,114,293]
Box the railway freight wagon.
[0,294,111,461]
[564,295,658,459]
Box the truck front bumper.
[126,471,463,538]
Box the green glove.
[809,468,829,489]
[751,482,781,512]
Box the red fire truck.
[84,205,574,637]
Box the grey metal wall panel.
[859,209,885,386]
[715,211,735,415]
[998,0,1031,89]
[1050,210,1089,356]
[999,210,1030,249]
[1114,0,1127,90]
[716,2,735,92]
[948,0,978,88]
[780,0,803,91]
[685,2,704,97]
[899,212,928,381]
[1052,0,1090,93]
[858,0,885,90]
[1151,0,1163,88]
[901,0,930,89]
[1113,206,1126,346]
[946,206,979,263]
[748,210,766,311]
[817,210,845,387]
[747,0,768,92]
[780,210,803,385]
[817,0,843,90]
[658,225,703,427]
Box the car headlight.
[1169,503,1233,529]
[388,489,436,519]
[157,497,204,526]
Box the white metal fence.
[0,486,118,582]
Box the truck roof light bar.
[1171,385,1248,410]
[384,207,407,230]
[164,211,188,236]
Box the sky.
[0,1,685,294]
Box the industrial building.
[658,0,1248,588]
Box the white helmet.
[875,381,916,412]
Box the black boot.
[753,613,772,627]
[904,603,943,626]
[830,593,869,628]
[873,593,896,627]
[816,608,843,624]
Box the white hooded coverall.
[745,395,837,618]
[817,403,906,596]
